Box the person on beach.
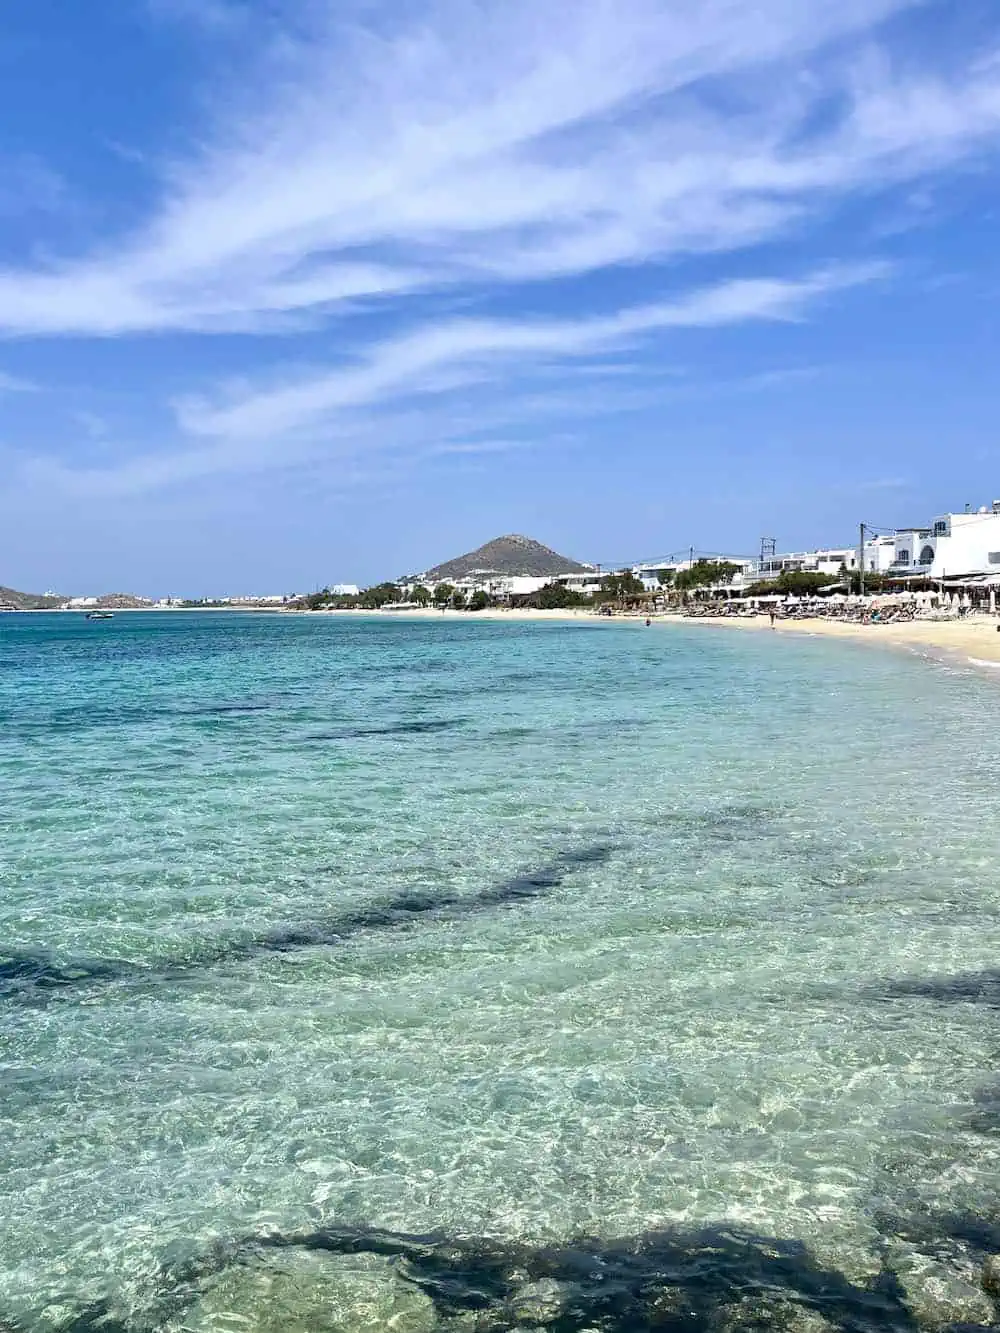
[769,607,776,628]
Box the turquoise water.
[2,612,999,1330]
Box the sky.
[1,1,1000,595]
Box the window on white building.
[989,552,1000,565]
[934,520,949,536]
[919,546,934,564]
[896,550,910,565]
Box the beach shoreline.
[302,604,1000,662]
[653,609,1000,664]
[18,603,1000,665]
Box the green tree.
[846,570,892,595]
[526,581,589,609]
[360,582,401,608]
[598,571,645,602]
[433,583,455,606]
[745,570,838,597]
[657,569,675,587]
[451,588,468,610]
[468,589,489,611]
[674,560,741,593]
[412,585,431,607]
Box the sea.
[1,611,999,1332]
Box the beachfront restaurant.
[938,574,1000,613]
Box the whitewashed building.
[632,557,756,589]
[413,568,587,601]
[748,535,897,582]
[555,572,605,596]
[889,502,1000,579]
[224,594,291,605]
[759,503,1000,583]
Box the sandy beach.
[661,611,1000,665]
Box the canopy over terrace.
[939,573,1000,588]
[942,573,1000,611]
[884,568,1000,609]
[889,570,1000,588]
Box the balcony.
[889,560,933,573]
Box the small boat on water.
[85,610,114,621]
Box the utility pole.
[858,523,866,599]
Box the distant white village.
[44,498,1000,610]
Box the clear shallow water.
[1,612,999,1330]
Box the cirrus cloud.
[4,0,1000,509]
[0,0,997,340]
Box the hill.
[422,534,591,581]
[0,584,64,610]
[94,593,153,609]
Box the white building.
[224,594,290,605]
[556,572,606,596]
[452,573,554,599]
[412,568,587,601]
[631,556,756,590]
[865,536,900,574]
[888,502,1000,579]
[750,535,896,582]
[328,584,360,597]
[760,502,1000,583]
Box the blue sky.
[1,0,1000,594]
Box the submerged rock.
[643,1283,694,1325]
[887,1244,996,1331]
[174,1250,437,1333]
[708,1295,838,1332]
[983,1254,1000,1298]
[507,1278,570,1324]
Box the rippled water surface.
[2,612,999,1331]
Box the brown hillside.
[0,585,64,610]
[423,534,591,581]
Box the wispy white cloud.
[423,438,537,458]
[0,0,998,338]
[0,370,38,393]
[146,0,249,34]
[15,263,881,498]
[725,366,825,393]
[176,264,881,440]
[72,410,111,439]
[6,0,1000,507]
